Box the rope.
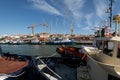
[48,52,57,57]
[36,52,58,58]
[38,58,62,79]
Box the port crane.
[27,22,48,37]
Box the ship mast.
[70,21,74,36]
[50,20,52,35]
[107,0,115,27]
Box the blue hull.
[46,42,76,45]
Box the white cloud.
[80,0,108,32]
[27,0,109,34]
[85,13,94,27]
[82,26,91,31]
[64,0,86,31]
[28,0,62,16]
[93,0,107,19]
[80,13,94,31]
[65,0,85,18]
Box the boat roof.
[95,36,120,42]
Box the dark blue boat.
[46,38,76,45]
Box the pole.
[109,0,114,28]
[32,24,34,37]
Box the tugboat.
[83,14,120,80]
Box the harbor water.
[0,44,81,56]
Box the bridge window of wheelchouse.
[103,41,113,56]
[117,43,120,58]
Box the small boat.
[35,56,77,80]
[56,46,87,66]
[9,40,25,45]
[30,38,41,45]
[83,14,120,80]
[0,46,31,80]
[35,57,61,80]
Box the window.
[103,41,113,56]
[117,43,120,58]
[95,40,103,50]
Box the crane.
[27,22,48,38]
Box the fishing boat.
[83,14,120,80]
[0,46,32,80]
[56,45,87,66]
[46,37,76,45]
[30,39,41,45]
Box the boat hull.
[0,53,32,80]
[84,46,120,80]
[46,41,76,45]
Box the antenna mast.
[107,0,115,27]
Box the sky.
[0,0,120,36]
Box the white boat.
[35,57,61,80]
[35,56,77,80]
[30,37,41,44]
[83,14,120,80]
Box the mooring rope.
[48,52,57,57]
[36,52,58,58]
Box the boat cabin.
[93,14,120,61]
[94,37,120,59]
[82,7,120,80]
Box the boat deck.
[0,58,29,74]
[77,66,91,80]
[55,63,77,80]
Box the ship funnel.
[113,14,120,36]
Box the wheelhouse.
[94,37,120,59]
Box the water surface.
[0,44,81,56]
